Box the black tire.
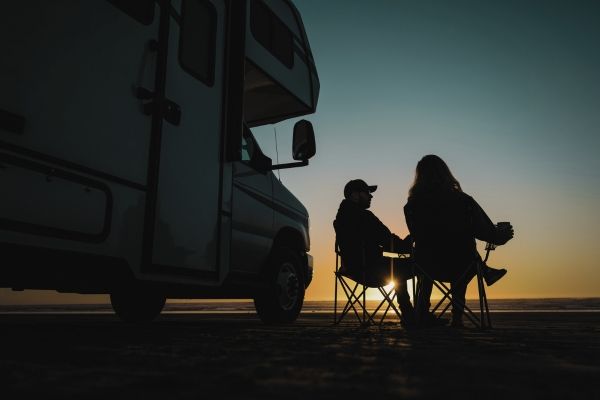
[254,247,305,324]
[110,284,166,323]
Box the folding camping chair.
[412,242,498,329]
[333,224,407,326]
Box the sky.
[2,0,599,304]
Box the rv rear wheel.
[110,285,166,323]
[254,247,305,323]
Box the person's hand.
[495,222,514,245]
[391,234,412,254]
[401,234,414,253]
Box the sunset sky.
[2,0,599,304]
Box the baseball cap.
[344,179,377,198]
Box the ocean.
[0,298,599,314]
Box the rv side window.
[241,136,254,162]
[179,0,217,86]
[242,125,256,162]
[107,0,154,25]
[250,0,294,68]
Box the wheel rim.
[276,261,300,311]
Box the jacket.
[404,189,498,280]
[334,199,409,276]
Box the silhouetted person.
[334,179,416,326]
[404,155,514,328]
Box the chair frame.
[412,242,497,329]
[333,241,403,326]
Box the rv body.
[0,0,319,322]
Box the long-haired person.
[404,155,514,327]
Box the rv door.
[149,0,227,275]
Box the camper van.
[0,0,319,322]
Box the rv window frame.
[106,0,155,25]
[178,0,218,87]
[250,0,295,69]
[241,134,255,162]
[242,125,272,172]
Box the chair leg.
[414,263,494,329]
[431,292,455,321]
[431,278,481,327]
[485,291,492,328]
[379,299,392,324]
[357,286,371,325]
[338,281,416,326]
[478,274,485,327]
[431,266,471,316]
[412,266,418,310]
[336,278,352,324]
[430,279,453,314]
[380,287,402,324]
[369,296,388,325]
[475,266,493,329]
[338,278,372,325]
[414,277,421,313]
[339,280,364,323]
[437,299,452,318]
[370,286,401,325]
[483,274,492,328]
[363,285,366,323]
[334,272,338,324]
[370,290,389,321]
[336,278,358,323]
[354,285,372,326]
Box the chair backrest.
[333,220,341,255]
[333,220,342,274]
[334,219,376,287]
[332,219,367,267]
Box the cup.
[497,222,512,236]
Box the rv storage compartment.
[0,154,111,242]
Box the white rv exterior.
[0,0,319,322]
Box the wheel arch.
[270,227,311,287]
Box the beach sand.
[1,311,598,399]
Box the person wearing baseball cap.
[334,179,418,327]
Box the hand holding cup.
[496,222,514,244]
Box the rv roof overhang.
[244,61,315,127]
[244,0,319,127]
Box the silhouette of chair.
[333,222,404,326]
[411,242,497,329]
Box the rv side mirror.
[292,120,316,161]
[269,120,316,171]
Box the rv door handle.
[164,100,181,126]
[135,86,154,100]
[141,99,181,126]
[137,88,181,126]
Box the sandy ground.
[1,312,599,399]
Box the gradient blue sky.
[253,0,600,299]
